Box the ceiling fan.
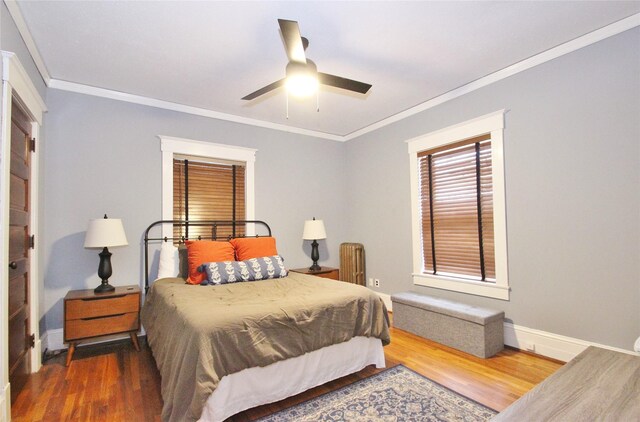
[242,19,372,101]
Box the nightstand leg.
[130,332,140,351]
[66,343,76,366]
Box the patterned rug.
[257,365,498,421]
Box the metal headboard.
[143,219,272,293]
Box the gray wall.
[346,28,640,350]
[42,90,347,330]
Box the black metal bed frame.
[143,219,272,293]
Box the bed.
[141,220,390,422]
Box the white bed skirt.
[198,336,386,422]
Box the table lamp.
[84,214,128,293]
[302,217,326,271]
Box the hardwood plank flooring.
[12,324,563,421]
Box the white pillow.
[157,243,179,279]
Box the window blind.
[173,158,246,240]
[418,134,495,281]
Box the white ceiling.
[13,1,640,138]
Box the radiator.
[340,243,365,285]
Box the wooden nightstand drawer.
[66,293,139,320]
[65,312,139,341]
[314,269,339,280]
[289,267,340,280]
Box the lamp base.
[95,247,115,293]
[309,239,321,272]
[95,280,115,293]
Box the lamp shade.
[84,217,128,248]
[302,219,326,240]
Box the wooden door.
[8,97,33,404]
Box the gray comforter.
[141,272,390,422]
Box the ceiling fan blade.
[278,19,307,63]
[242,79,285,100]
[318,73,372,94]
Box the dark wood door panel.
[11,98,31,129]
[10,175,27,210]
[10,125,28,159]
[8,309,27,369]
[8,359,27,404]
[7,256,27,277]
[9,276,27,318]
[9,208,28,227]
[10,152,29,181]
[9,226,27,260]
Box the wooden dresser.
[64,285,141,366]
[289,266,340,280]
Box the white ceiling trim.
[7,1,638,143]
[343,13,640,141]
[3,0,51,85]
[48,79,343,142]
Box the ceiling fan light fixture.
[242,19,371,102]
[285,61,318,98]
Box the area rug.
[257,365,498,421]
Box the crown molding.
[3,0,51,84]
[8,1,638,143]
[48,79,343,141]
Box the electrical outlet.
[374,278,380,287]
[368,278,374,287]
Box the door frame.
[0,51,46,421]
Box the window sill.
[413,273,510,301]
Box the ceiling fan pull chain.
[286,92,289,119]
[317,91,320,113]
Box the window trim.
[159,136,257,238]
[407,110,509,300]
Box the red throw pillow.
[184,240,235,284]
[230,237,278,261]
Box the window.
[160,136,256,240]
[407,111,509,300]
[173,157,246,240]
[418,135,494,280]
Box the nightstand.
[289,266,340,280]
[64,285,141,366]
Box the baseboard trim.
[31,337,42,372]
[1,382,9,422]
[43,328,63,351]
[503,322,639,362]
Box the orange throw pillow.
[230,237,278,261]
[185,240,235,284]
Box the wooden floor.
[12,324,563,421]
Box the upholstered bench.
[391,292,504,358]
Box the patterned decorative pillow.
[198,255,288,285]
